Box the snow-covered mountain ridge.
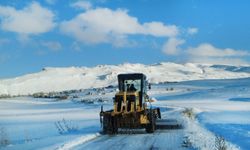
[1,62,250,96]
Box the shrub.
[182,108,195,119]
[0,127,10,147]
[215,135,227,150]
[32,92,46,98]
[57,95,68,100]
[182,136,192,148]
[0,94,11,99]
[24,130,32,143]
[55,119,78,135]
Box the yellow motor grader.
[100,73,161,134]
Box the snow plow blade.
[156,119,182,129]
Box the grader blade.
[156,119,182,130]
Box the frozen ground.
[1,78,250,149]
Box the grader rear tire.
[146,110,156,133]
[102,115,110,134]
[111,116,118,134]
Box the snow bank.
[182,111,240,150]
[1,62,250,96]
[56,133,100,150]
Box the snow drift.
[1,62,250,96]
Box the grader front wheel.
[102,115,118,134]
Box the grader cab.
[100,73,161,134]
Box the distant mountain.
[1,62,250,96]
[211,65,250,73]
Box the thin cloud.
[162,38,185,55]
[41,41,62,52]
[187,43,249,57]
[186,43,250,65]
[71,1,92,10]
[35,50,47,56]
[71,42,81,52]
[0,38,9,45]
[188,57,249,65]
[45,0,57,5]
[187,27,198,35]
[0,54,10,63]
[162,38,249,65]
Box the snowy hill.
[1,62,250,96]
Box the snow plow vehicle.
[100,73,161,134]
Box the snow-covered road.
[74,129,186,150]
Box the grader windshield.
[123,79,141,92]
[117,73,147,108]
[118,73,146,93]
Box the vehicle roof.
[118,73,146,80]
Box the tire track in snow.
[74,129,187,150]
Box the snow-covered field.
[0,97,102,150]
[1,63,250,149]
[155,78,250,150]
[1,62,250,96]
[1,77,250,150]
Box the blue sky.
[0,0,250,78]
